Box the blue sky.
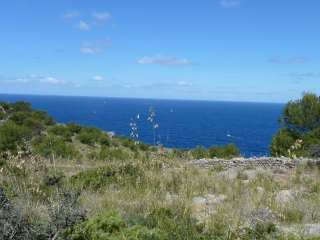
[1,0,319,103]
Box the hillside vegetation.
[0,94,320,239]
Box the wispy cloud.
[63,10,80,18]
[220,0,241,8]
[268,55,310,63]
[39,77,66,85]
[80,42,102,54]
[92,76,103,81]
[76,21,90,30]
[0,77,29,83]
[137,54,191,66]
[79,38,111,54]
[290,72,320,77]
[177,81,193,86]
[92,12,111,20]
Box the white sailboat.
[227,131,230,137]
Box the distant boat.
[227,131,230,137]
[171,109,173,112]
[94,110,96,114]
[137,114,140,119]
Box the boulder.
[108,131,116,139]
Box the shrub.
[44,115,56,126]
[172,148,189,158]
[48,124,68,136]
[67,121,83,134]
[209,142,239,158]
[12,101,33,112]
[43,172,65,187]
[0,120,33,154]
[191,145,208,159]
[70,211,162,240]
[308,143,320,158]
[33,134,79,158]
[98,147,129,161]
[99,134,110,146]
[76,133,95,146]
[70,164,144,190]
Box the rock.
[243,169,257,179]
[205,194,227,204]
[305,223,320,236]
[108,131,116,139]
[257,187,265,194]
[275,190,294,204]
[280,223,320,237]
[242,180,249,184]
[165,192,178,202]
[191,194,227,224]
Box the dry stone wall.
[187,156,320,169]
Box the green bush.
[43,172,65,186]
[67,121,83,134]
[0,111,6,120]
[191,145,208,159]
[12,101,33,112]
[99,134,110,146]
[98,146,129,161]
[44,115,56,126]
[70,164,144,190]
[76,133,95,146]
[0,120,33,154]
[208,143,239,158]
[172,148,189,158]
[23,117,44,135]
[33,134,79,158]
[48,124,68,136]
[70,211,162,240]
[191,143,239,159]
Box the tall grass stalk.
[147,105,158,146]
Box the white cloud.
[29,74,38,78]
[16,78,28,83]
[79,42,103,54]
[177,81,193,86]
[92,12,111,20]
[79,38,111,54]
[39,77,66,85]
[0,77,29,83]
[76,21,90,30]
[63,10,80,18]
[269,55,310,63]
[220,0,241,8]
[291,72,320,77]
[137,54,191,66]
[305,73,320,77]
[92,76,103,81]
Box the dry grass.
[1,144,320,239]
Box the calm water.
[0,94,285,156]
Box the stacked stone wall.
[187,156,320,169]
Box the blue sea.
[0,94,285,157]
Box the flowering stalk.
[130,117,139,144]
[147,105,159,146]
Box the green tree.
[269,92,320,157]
[279,92,320,133]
